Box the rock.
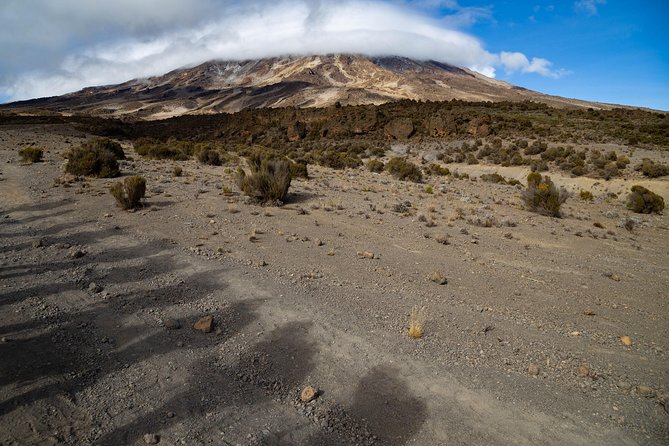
[384,118,415,140]
[620,335,632,346]
[636,386,655,398]
[315,239,324,247]
[70,249,86,259]
[617,381,632,392]
[430,271,448,285]
[576,365,590,377]
[300,386,319,403]
[193,315,214,333]
[583,309,596,316]
[527,364,540,376]
[357,251,375,259]
[143,433,160,444]
[88,282,102,293]
[32,239,43,248]
[164,319,181,330]
[166,411,175,418]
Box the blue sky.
[1,0,667,110]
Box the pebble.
[193,315,214,333]
[576,365,590,377]
[143,433,160,444]
[70,249,87,259]
[620,335,632,346]
[300,386,319,403]
[32,239,43,248]
[357,251,375,259]
[635,386,655,398]
[527,364,540,376]
[88,282,103,293]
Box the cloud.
[0,0,565,101]
[574,0,606,16]
[500,51,569,79]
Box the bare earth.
[1,124,668,446]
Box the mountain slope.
[4,54,605,119]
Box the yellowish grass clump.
[408,306,426,339]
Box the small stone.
[576,365,590,377]
[300,386,319,403]
[429,271,448,285]
[617,381,632,391]
[0,337,9,343]
[164,319,181,330]
[635,386,655,398]
[357,251,375,259]
[70,249,86,259]
[88,282,103,293]
[620,335,632,346]
[32,239,43,248]
[583,309,595,316]
[166,412,175,418]
[527,364,540,376]
[315,239,324,246]
[193,315,214,333]
[143,433,160,444]
[569,331,580,337]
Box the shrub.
[408,306,425,339]
[626,185,664,214]
[367,159,385,173]
[480,173,507,184]
[385,157,423,182]
[636,159,669,178]
[18,147,43,163]
[133,138,193,160]
[65,144,121,178]
[83,138,125,160]
[579,190,594,201]
[289,161,309,179]
[237,158,291,204]
[425,186,433,194]
[196,148,222,166]
[522,174,568,217]
[425,163,449,176]
[110,176,146,209]
[173,166,183,177]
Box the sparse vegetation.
[65,143,122,178]
[635,159,669,178]
[385,157,423,182]
[289,161,309,179]
[18,147,43,163]
[172,166,183,177]
[196,147,223,166]
[110,176,146,210]
[522,173,568,217]
[367,159,385,173]
[83,138,125,160]
[408,306,426,338]
[626,185,664,214]
[579,190,594,201]
[237,157,291,204]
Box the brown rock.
[636,386,655,398]
[620,335,632,346]
[527,364,540,376]
[193,315,214,333]
[582,309,596,316]
[164,319,181,330]
[384,118,414,140]
[300,385,319,403]
[429,271,448,285]
[70,249,86,259]
[357,251,375,259]
[576,365,590,377]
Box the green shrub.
[579,190,594,201]
[314,150,362,169]
[636,159,669,178]
[173,166,183,177]
[237,158,291,204]
[133,138,193,160]
[110,176,146,209]
[425,186,433,194]
[196,148,222,166]
[626,185,664,214]
[367,159,385,173]
[480,173,507,184]
[425,163,449,176]
[65,144,121,178]
[18,147,43,163]
[385,157,423,182]
[522,174,568,217]
[83,138,125,160]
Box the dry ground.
[1,123,668,445]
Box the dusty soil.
[1,124,668,446]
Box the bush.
[636,159,669,178]
[579,190,594,201]
[173,166,183,177]
[425,163,449,176]
[237,158,291,204]
[626,185,664,214]
[385,157,423,182]
[83,138,125,160]
[18,147,43,163]
[289,161,309,179]
[133,138,193,160]
[522,174,568,217]
[65,144,121,178]
[196,148,222,166]
[367,159,385,173]
[110,176,146,209]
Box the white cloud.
[0,0,566,101]
[574,0,606,16]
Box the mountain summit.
[6,54,601,119]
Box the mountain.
[4,54,605,119]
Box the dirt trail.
[1,126,668,445]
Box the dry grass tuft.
[408,306,426,339]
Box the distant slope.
[3,54,609,119]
